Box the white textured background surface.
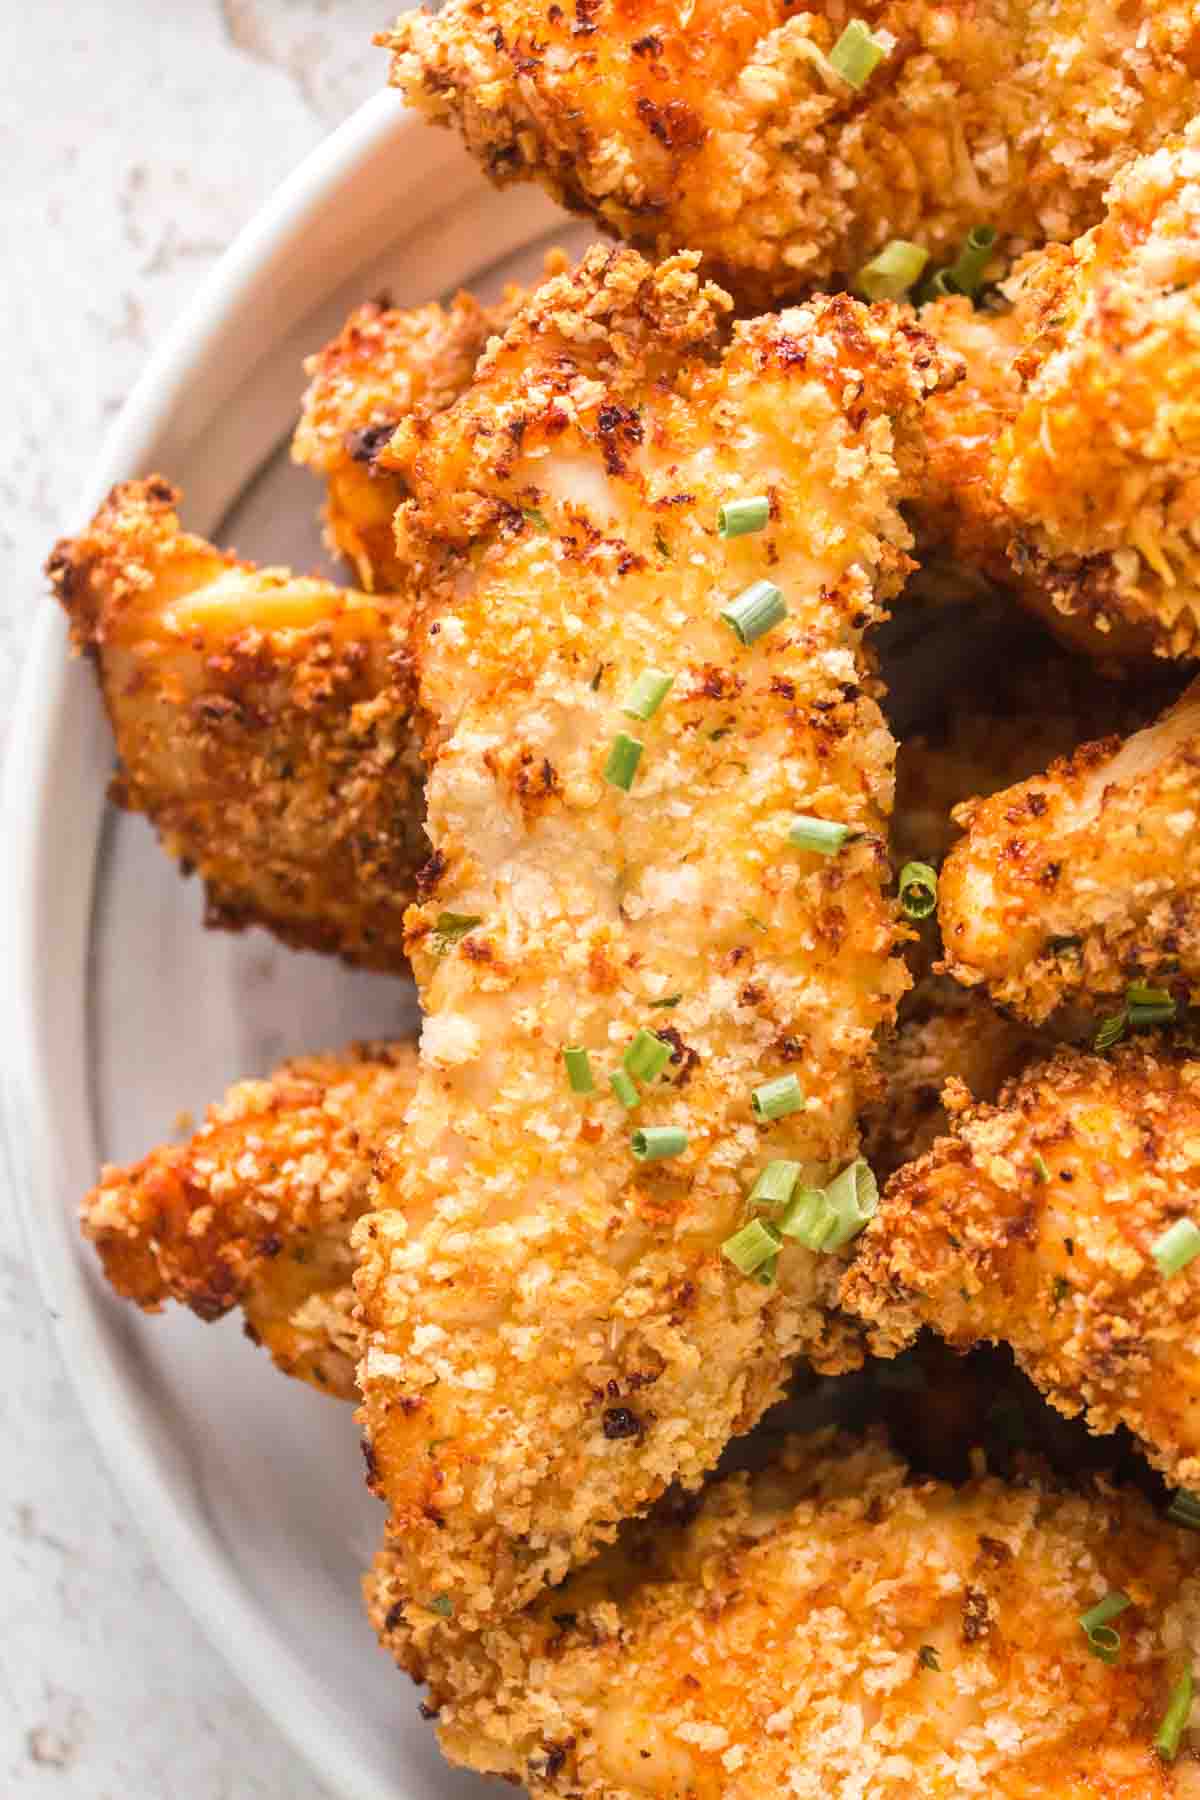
[2,4,410,1792]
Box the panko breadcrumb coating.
[916,121,1200,661]
[292,283,533,590]
[844,1041,1200,1491]
[47,479,425,970]
[939,676,1200,1022]
[380,0,1200,306]
[368,1428,1200,1797]
[83,1042,417,1399]
[354,244,951,1631]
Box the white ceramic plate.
[1,92,589,1800]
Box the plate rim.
[2,90,485,1800]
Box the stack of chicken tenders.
[52,3,1200,1791]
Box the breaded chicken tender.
[83,1042,417,1398]
[844,1041,1200,1490]
[381,0,1200,306]
[368,1428,1200,1796]
[916,121,1200,661]
[354,245,950,1629]
[292,285,530,590]
[47,479,425,969]
[939,676,1200,1021]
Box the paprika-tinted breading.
[353,244,952,1631]
[381,0,1200,307]
[368,1428,1200,1796]
[83,1042,417,1400]
[47,479,425,969]
[844,1041,1200,1491]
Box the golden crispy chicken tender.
[83,1042,417,1399]
[292,286,530,590]
[354,244,951,1629]
[939,675,1200,1022]
[368,1428,1200,1797]
[916,122,1200,661]
[844,1041,1200,1490]
[381,0,1200,306]
[47,479,425,969]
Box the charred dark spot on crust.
[385,1601,405,1634]
[634,94,706,152]
[595,401,644,475]
[361,1436,379,1482]
[397,1393,425,1415]
[656,1025,700,1086]
[774,1035,805,1062]
[694,665,743,702]
[962,1585,991,1642]
[573,0,599,33]
[975,1535,1012,1568]
[631,31,661,54]
[345,421,400,470]
[418,1700,440,1720]
[416,849,447,899]
[602,1405,643,1440]
[259,1234,283,1259]
[531,1743,573,1780]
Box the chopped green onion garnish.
[563,1046,595,1093]
[1094,1008,1128,1052]
[631,1125,688,1162]
[788,815,851,856]
[428,1593,454,1618]
[1168,1489,1200,1531]
[432,911,483,951]
[898,860,938,921]
[855,240,929,303]
[624,1028,672,1083]
[755,1253,780,1286]
[921,267,959,302]
[621,669,674,721]
[778,1185,839,1250]
[604,732,644,790]
[1079,1591,1130,1664]
[717,495,770,539]
[1127,982,1176,1029]
[828,18,889,89]
[610,1069,640,1110]
[947,224,997,298]
[720,579,787,646]
[1152,1218,1200,1278]
[721,1217,782,1275]
[751,1074,805,1121]
[1033,1153,1051,1183]
[822,1157,880,1249]
[748,1160,802,1210]
[648,993,682,1009]
[1155,1668,1194,1760]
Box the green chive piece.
[722,1217,783,1275]
[717,496,770,539]
[920,267,960,303]
[632,1125,688,1162]
[648,993,682,1009]
[755,1252,780,1286]
[855,240,929,303]
[777,1186,839,1250]
[947,224,997,298]
[720,579,787,646]
[604,732,644,791]
[828,18,889,89]
[1079,1591,1130,1664]
[1167,1489,1200,1531]
[428,1593,453,1618]
[749,1160,802,1210]
[1032,1153,1051,1183]
[1127,982,1176,1029]
[621,669,674,721]
[1152,1218,1200,1278]
[788,815,851,856]
[751,1074,805,1121]
[898,861,938,921]
[822,1158,880,1249]
[1094,1008,1128,1052]
[563,1046,595,1094]
[918,1644,941,1671]
[522,506,549,531]
[610,1069,640,1110]
[624,1028,672,1083]
[1155,1668,1194,1760]
[432,911,483,951]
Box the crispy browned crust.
[380,0,1200,308]
[292,282,537,589]
[844,1041,1200,1488]
[47,479,427,970]
[353,244,954,1632]
[83,1042,418,1399]
[938,676,1200,1021]
[367,1428,1200,1796]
